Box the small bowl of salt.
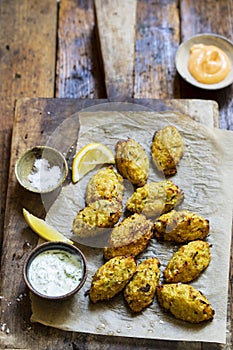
[15,146,68,193]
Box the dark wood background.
[0,1,233,349]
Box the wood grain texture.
[0,97,220,350]
[179,0,233,130]
[94,0,137,100]
[0,0,57,252]
[134,0,180,99]
[56,0,106,98]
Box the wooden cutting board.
[0,96,220,349]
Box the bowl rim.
[23,241,88,300]
[175,33,233,90]
[15,145,69,194]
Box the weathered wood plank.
[134,0,180,99]
[56,0,106,98]
[179,0,233,130]
[94,0,137,100]
[0,0,57,253]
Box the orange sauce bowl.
[175,33,233,90]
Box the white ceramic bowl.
[175,33,233,90]
[15,146,68,193]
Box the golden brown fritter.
[124,258,160,312]
[151,125,184,177]
[89,256,137,303]
[86,166,124,205]
[157,283,214,323]
[126,180,184,218]
[103,213,154,260]
[115,138,149,187]
[154,209,209,243]
[164,240,211,283]
[72,199,122,238]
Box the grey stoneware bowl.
[23,241,88,300]
[15,146,68,193]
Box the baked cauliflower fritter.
[164,240,211,283]
[103,213,154,260]
[86,166,124,205]
[115,138,149,187]
[151,125,184,177]
[124,258,160,313]
[126,180,184,218]
[157,283,214,323]
[89,256,137,303]
[72,199,122,238]
[154,209,209,243]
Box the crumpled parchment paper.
[30,110,233,344]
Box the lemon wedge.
[23,208,73,244]
[72,142,115,183]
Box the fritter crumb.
[72,199,122,238]
[124,257,160,312]
[164,240,211,283]
[86,166,124,205]
[89,256,137,303]
[126,180,184,218]
[151,125,184,176]
[103,213,154,260]
[115,138,149,187]
[157,283,215,323]
[154,209,209,242]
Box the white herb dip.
[28,249,84,297]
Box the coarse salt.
[28,158,61,191]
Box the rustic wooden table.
[0,1,233,349]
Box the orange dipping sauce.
[188,44,231,84]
